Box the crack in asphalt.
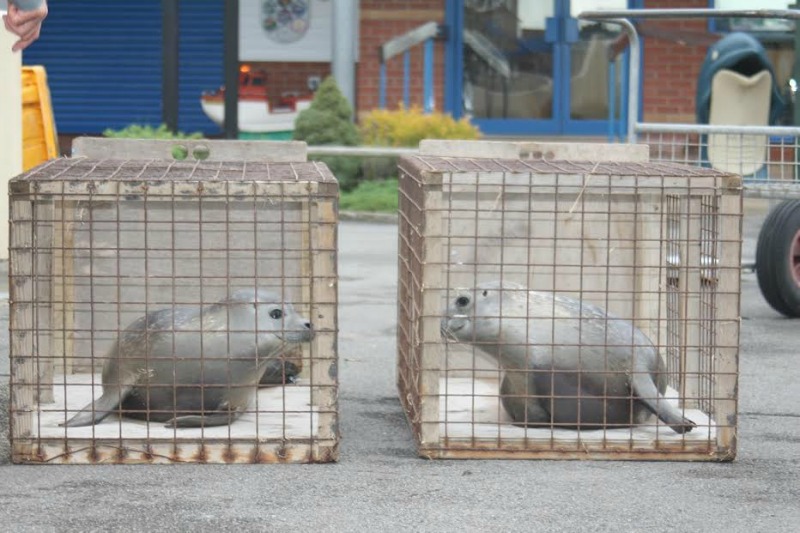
[740,411,800,418]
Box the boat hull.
[200,97,311,133]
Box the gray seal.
[62,288,314,428]
[441,281,695,434]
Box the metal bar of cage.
[7,139,340,464]
[396,144,742,460]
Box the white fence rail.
[636,123,800,200]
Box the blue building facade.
[23,0,224,135]
[22,0,649,138]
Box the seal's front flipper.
[631,374,696,434]
[59,387,129,427]
[258,358,300,387]
[165,412,241,428]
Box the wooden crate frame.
[8,139,339,464]
[397,153,741,461]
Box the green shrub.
[357,105,480,185]
[294,77,361,191]
[102,124,204,139]
[359,156,397,182]
[339,178,398,213]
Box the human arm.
[3,0,48,52]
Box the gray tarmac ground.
[0,208,798,533]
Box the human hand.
[3,0,48,52]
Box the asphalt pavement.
[0,210,798,533]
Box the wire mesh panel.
[9,145,338,464]
[397,153,741,460]
[636,123,800,200]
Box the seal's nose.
[303,321,315,340]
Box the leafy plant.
[339,178,398,213]
[102,124,204,139]
[294,76,361,191]
[358,105,481,183]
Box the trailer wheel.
[756,199,800,317]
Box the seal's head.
[226,288,314,344]
[441,281,526,344]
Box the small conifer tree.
[293,76,361,190]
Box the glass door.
[459,0,559,135]
[564,0,630,136]
[446,0,633,136]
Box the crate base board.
[412,377,731,461]
[13,439,339,464]
[14,372,326,463]
[419,446,735,462]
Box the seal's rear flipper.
[631,375,696,434]
[59,388,128,427]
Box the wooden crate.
[9,139,338,464]
[397,149,741,461]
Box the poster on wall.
[241,0,354,62]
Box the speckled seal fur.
[62,289,314,428]
[441,281,695,434]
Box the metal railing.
[307,145,417,158]
[378,22,439,111]
[580,8,800,199]
[579,8,800,144]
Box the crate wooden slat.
[9,141,339,464]
[397,148,742,461]
[70,137,308,162]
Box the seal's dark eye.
[455,296,470,307]
[269,309,283,320]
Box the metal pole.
[379,62,387,108]
[792,3,800,180]
[598,18,640,144]
[792,3,800,127]
[223,0,239,139]
[162,0,179,133]
[621,48,629,141]
[580,8,800,20]
[423,38,434,112]
[332,0,356,111]
[404,50,410,108]
[608,60,616,142]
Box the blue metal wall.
[22,0,224,135]
[179,0,224,134]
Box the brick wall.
[252,2,778,127]
[641,0,710,123]
[235,2,447,122]
[357,0,446,117]
[355,0,715,124]
[245,61,330,106]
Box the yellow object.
[359,105,481,148]
[22,65,59,171]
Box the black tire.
[755,199,800,317]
